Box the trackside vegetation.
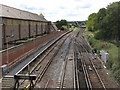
[69,27,78,31]
[86,1,120,85]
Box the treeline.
[86,1,120,42]
[55,19,85,30]
[55,19,68,30]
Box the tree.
[86,13,97,32]
[55,19,68,30]
[86,1,120,41]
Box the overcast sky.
[1,0,119,21]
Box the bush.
[112,64,119,72]
[113,69,120,84]
[61,25,68,30]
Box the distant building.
[81,25,86,28]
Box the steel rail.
[23,32,72,89]
[30,33,71,74]
[12,31,71,89]
[74,38,92,89]
[76,45,92,90]
[76,36,106,89]
[15,31,71,75]
[73,39,80,89]
[34,34,68,85]
[89,55,106,90]
[59,38,72,90]
[81,41,106,89]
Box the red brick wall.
[1,31,65,69]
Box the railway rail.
[2,28,111,89]
[22,28,106,89]
[2,31,71,89]
[57,30,81,89]
[74,29,106,89]
[74,43,92,89]
[33,33,70,86]
[15,31,72,89]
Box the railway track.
[17,31,72,89]
[2,28,109,89]
[74,30,106,89]
[57,30,81,89]
[33,33,70,85]
[2,31,71,89]
[58,39,76,89]
[74,44,92,89]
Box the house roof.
[0,4,47,22]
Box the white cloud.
[1,0,119,21]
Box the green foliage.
[70,27,78,31]
[113,70,120,83]
[55,19,68,30]
[94,30,103,39]
[84,30,119,84]
[86,13,97,32]
[86,1,120,41]
[61,25,68,30]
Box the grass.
[84,30,118,64]
[16,38,35,43]
[16,34,48,43]
[70,27,78,31]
